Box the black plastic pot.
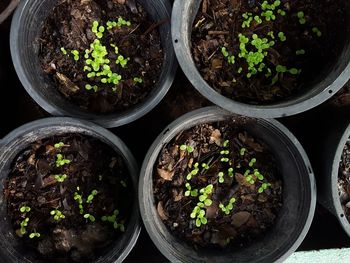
[317,121,350,237]
[10,0,177,128]
[0,118,140,262]
[0,0,19,24]
[172,0,350,119]
[139,106,316,263]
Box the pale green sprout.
[20,206,31,213]
[50,209,65,221]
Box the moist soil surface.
[39,0,163,114]
[191,0,348,104]
[3,134,132,262]
[339,138,350,223]
[153,120,283,248]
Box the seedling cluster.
[180,144,194,153]
[102,209,125,232]
[219,198,236,215]
[59,18,144,93]
[190,184,213,227]
[54,174,67,183]
[50,209,65,221]
[182,137,273,228]
[55,153,71,167]
[20,206,31,213]
[83,213,96,222]
[220,0,323,85]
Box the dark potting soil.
[3,134,132,262]
[339,138,350,223]
[39,0,163,114]
[191,0,348,104]
[153,120,283,248]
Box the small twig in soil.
[142,18,169,37]
[208,47,220,61]
[129,23,141,34]
[208,31,230,35]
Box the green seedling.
[218,172,225,183]
[297,11,306,24]
[221,47,235,64]
[50,209,65,221]
[258,183,271,193]
[54,142,65,149]
[29,232,41,239]
[186,163,199,180]
[185,182,199,197]
[60,47,67,55]
[180,144,194,153]
[219,197,236,215]
[83,213,96,222]
[120,180,127,187]
[254,169,265,181]
[20,206,31,213]
[240,148,247,156]
[54,174,67,183]
[20,218,29,235]
[223,140,229,147]
[249,158,257,167]
[254,15,263,24]
[56,154,71,167]
[296,49,306,55]
[74,188,84,214]
[86,189,98,204]
[85,84,98,92]
[221,157,229,163]
[133,77,143,84]
[220,150,229,155]
[277,9,286,16]
[116,55,129,68]
[71,50,79,61]
[102,209,125,231]
[202,163,210,170]
[312,27,322,37]
[228,168,234,177]
[278,32,286,42]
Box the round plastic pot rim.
[139,106,316,263]
[330,123,350,236]
[171,0,350,119]
[10,0,177,128]
[0,117,141,263]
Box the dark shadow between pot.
[139,107,316,263]
[0,118,141,263]
[172,0,350,118]
[317,122,350,237]
[10,0,177,128]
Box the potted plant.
[139,107,316,262]
[0,0,19,24]
[317,121,350,237]
[10,0,177,128]
[172,0,350,118]
[0,117,140,262]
